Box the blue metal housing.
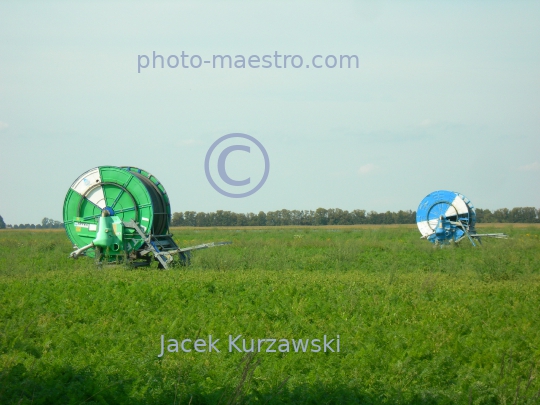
[416,190,477,245]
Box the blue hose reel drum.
[416,190,477,244]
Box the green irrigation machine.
[63,166,230,268]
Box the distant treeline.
[171,207,540,227]
[1,208,538,230]
[475,207,539,223]
[1,217,64,229]
[172,209,416,227]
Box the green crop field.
[1,225,539,404]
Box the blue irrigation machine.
[416,190,507,246]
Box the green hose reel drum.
[63,166,171,260]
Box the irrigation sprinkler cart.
[63,166,230,268]
[416,190,507,246]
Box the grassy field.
[1,225,539,404]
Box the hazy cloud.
[518,161,539,171]
[0,121,8,131]
[358,163,376,175]
[176,139,198,147]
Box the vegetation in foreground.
[0,225,539,404]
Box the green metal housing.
[63,166,171,260]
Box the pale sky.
[1,1,539,225]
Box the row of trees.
[475,207,539,223]
[171,209,417,227]
[171,207,539,227]
[0,217,64,229]
[1,208,538,230]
